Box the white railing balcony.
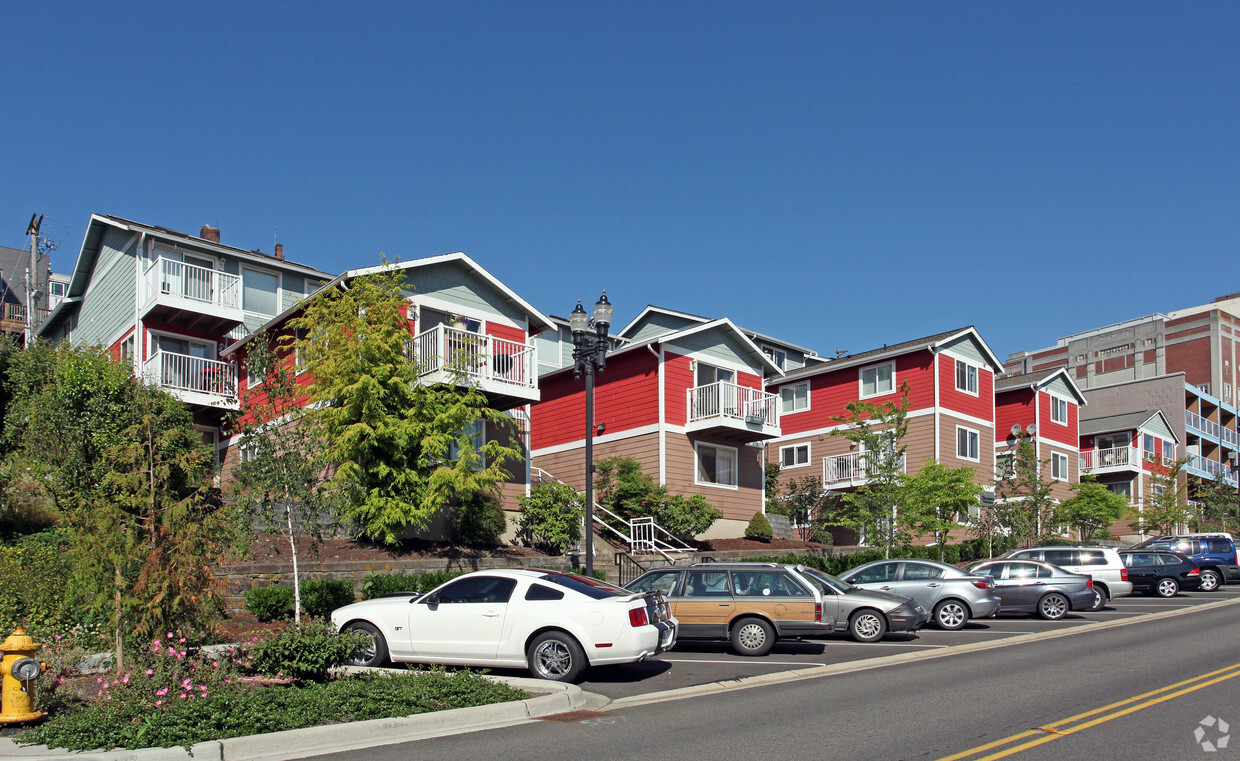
[1186,454,1223,478]
[140,257,244,330]
[1079,445,1141,473]
[823,451,907,488]
[1186,410,1224,440]
[412,325,538,404]
[143,350,237,410]
[685,381,780,439]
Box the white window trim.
[242,264,283,319]
[956,425,980,462]
[780,381,811,414]
[1051,452,1070,482]
[1050,395,1069,425]
[859,361,896,399]
[955,359,979,397]
[779,442,811,470]
[695,441,739,490]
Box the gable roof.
[773,326,1003,385]
[995,367,1088,406]
[618,304,819,356]
[1079,409,1178,442]
[222,252,555,356]
[539,316,784,382]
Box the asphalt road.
[303,586,1240,760]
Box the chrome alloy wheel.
[532,639,574,679]
[1039,593,1068,620]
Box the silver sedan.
[963,559,1096,620]
[840,559,1002,630]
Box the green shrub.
[245,586,294,622]
[809,526,834,545]
[454,491,507,546]
[360,571,464,600]
[20,668,529,751]
[516,482,583,554]
[744,513,773,541]
[248,622,369,682]
[299,578,355,620]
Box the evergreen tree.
[289,261,524,544]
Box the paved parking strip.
[574,588,1240,701]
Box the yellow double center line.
[936,661,1240,761]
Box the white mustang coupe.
[330,568,677,682]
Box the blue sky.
[4,2,1237,362]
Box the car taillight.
[815,602,823,622]
[1086,579,1094,588]
[1188,568,1200,577]
[629,607,649,627]
[1120,569,1128,582]
[972,580,993,590]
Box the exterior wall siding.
[1039,391,1079,448]
[939,354,994,421]
[776,350,937,436]
[74,229,137,347]
[666,435,764,523]
[530,351,659,450]
[531,431,661,491]
[626,314,699,343]
[404,260,527,326]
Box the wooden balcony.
[140,257,244,334]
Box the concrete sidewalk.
[0,674,597,761]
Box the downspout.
[133,232,145,377]
[652,343,665,485]
[933,352,941,461]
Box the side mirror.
[423,592,441,605]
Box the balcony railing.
[412,325,536,390]
[143,257,242,311]
[143,350,236,406]
[1186,453,1223,478]
[1079,446,1141,472]
[2,303,27,323]
[686,381,780,427]
[823,451,907,488]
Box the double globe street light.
[569,292,613,577]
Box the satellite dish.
[1010,424,1022,436]
[1027,424,1038,436]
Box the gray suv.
[839,559,1002,630]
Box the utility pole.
[25,213,42,344]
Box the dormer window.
[860,362,895,398]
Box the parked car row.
[326,535,1234,682]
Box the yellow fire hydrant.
[0,627,48,723]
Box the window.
[293,327,310,370]
[432,576,517,604]
[1162,440,1174,462]
[1051,397,1068,424]
[626,571,680,596]
[996,453,1016,480]
[243,268,280,316]
[902,563,945,581]
[956,426,980,461]
[1106,481,1132,498]
[1143,434,1156,460]
[50,281,66,298]
[779,443,810,469]
[524,584,565,601]
[696,443,738,487]
[848,562,897,584]
[449,420,485,469]
[762,345,787,371]
[860,362,895,398]
[1044,550,1079,566]
[696,362,734,387]
[1051,452,1069,481]
[780,382,809,413]
[684,571,731,597]
[955,360,978,395]
[730,571,810,597]
[1199,383,1211,395]
[119,335,135,366]
[1096,433,1129,451]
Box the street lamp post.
[570,292,613,577]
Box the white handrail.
[413,325,536,389]
[529,467,694,562]
[144,257,242,310]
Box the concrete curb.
[0,675,590,761]
[607,595,1240,710]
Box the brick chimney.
[200,225,220,243]
[274,243,284,260]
